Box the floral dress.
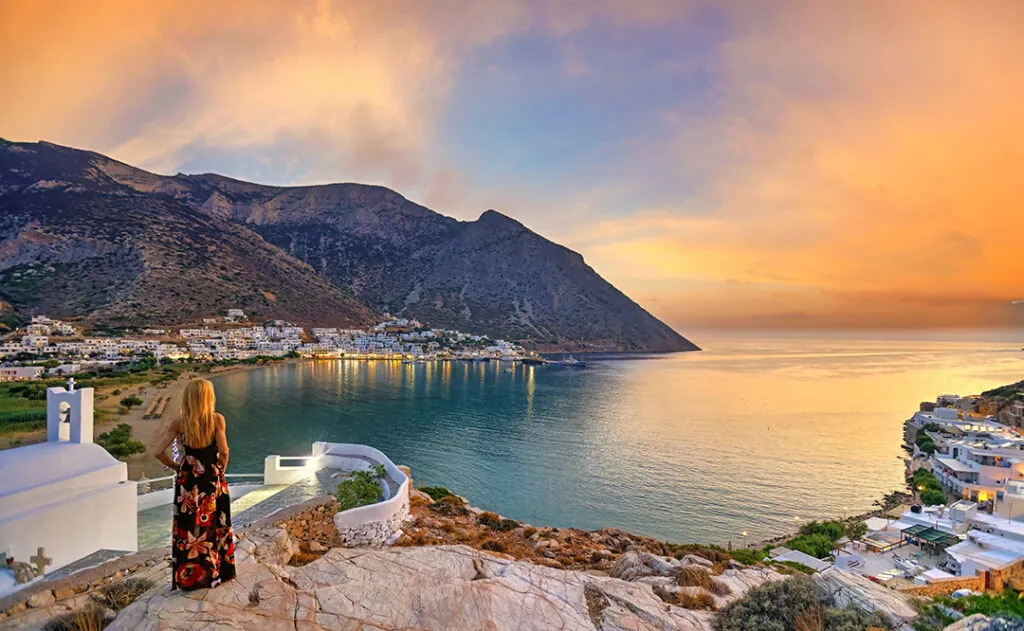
[172,439,236,590]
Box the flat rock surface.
[108,545,720,630]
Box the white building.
[0,380,137,579]
[0,366,44,382]
[945,530,1024,577]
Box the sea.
[212,330,1024,545]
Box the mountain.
[0,139,697,351]
[0,140,373,329]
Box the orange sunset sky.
[2,1,1023,331]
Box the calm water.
[214,332,1024,545]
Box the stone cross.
[29,547,52,575]
[66,376,76,392]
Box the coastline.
[0,359,301,478]
[746,489,911,550]
[122,360,290,479]
[3,354,915,548]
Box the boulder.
[241,527,297,567]
[680,555,714,569]
[609,551,678,581]
[11,562,35,584]
[308,541,327,553]
[812,568,919,627]
[26,589,55,608]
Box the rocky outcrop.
[813,567,920,627]
[108,543,725,631]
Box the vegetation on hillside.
[712,574,891,631]
[786,520,852,560]
[915,428,937,455]
[911,469,946,506]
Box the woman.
[154,378,236,590]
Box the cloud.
[2,0,1022,331]
[554,1,1024,329]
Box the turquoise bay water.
[214,332,1024,544]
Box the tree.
[844,521,868,540]
[921,489,946,506]
[119,395,143,409]
[96,423,145,460]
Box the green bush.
[334,465,386,511]
[798,520,845,541]
[786,533,835,559]
[420,486,455,501]
[912,469,944,492]
[119,395,143,409]
[921,489,946,506]
[713,574,821,631]
[96,423,146,459]
[729,547,768,565]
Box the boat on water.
[549,355,587,368]
[520,357,546,365]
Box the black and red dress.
[171,439,236,590]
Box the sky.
[2,0,1024,332]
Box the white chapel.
[0,379,137,575]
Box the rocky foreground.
[107,526,782,631]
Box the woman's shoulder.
[215,412,226,426]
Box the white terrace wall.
[312,442,410,547]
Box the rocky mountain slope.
[0,140,372,328]
[0,139,696,350]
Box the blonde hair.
[180,379,217,448]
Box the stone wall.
[335,492,410,547]
[0,547,169,628]
[897,574,986,597]
[985,559,1024,591]
[275,498,341,547]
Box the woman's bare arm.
[153,417,180,469]
[215,414,229,471]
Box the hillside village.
[0,311,528,381]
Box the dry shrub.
[677,565,712,589]
[288,550,321,567]
[794,607,824,631]
[676,590,716,611]
[395,529,430,546]
[92,577,154,612]
[522,526,538,538]
[709,577,732,596]
[667,543,731,565]
[478,512,520,531]
[438,521,456,534]
[480,539,507,553]
[43,605,106,631]
[429,495,468,517]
